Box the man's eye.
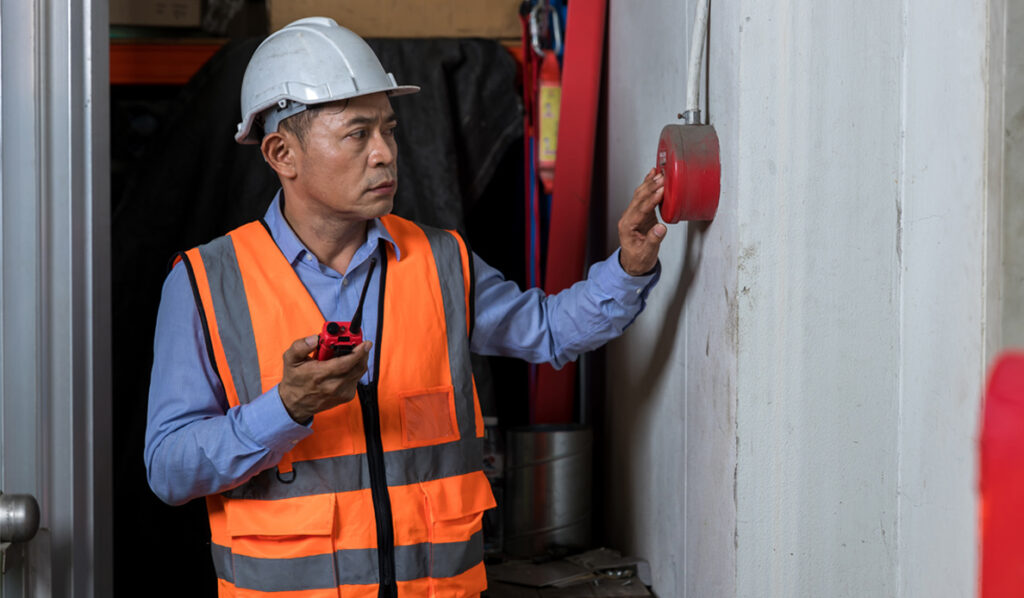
[349,130,367,139]
[384,126,398,137]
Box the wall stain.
[738,244,757,273]
[726,287,739,353]
[1007,105,1024,144]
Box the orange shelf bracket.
[110,40,225,85]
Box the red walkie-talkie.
[316,257,377,360]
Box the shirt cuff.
[591,248,661,301]
[237,385,313,453]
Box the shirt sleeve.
[143,261,313,506]
[470,248,660,368]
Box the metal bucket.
[503,424,592,557]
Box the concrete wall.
[603,1,738,594]
[603,1,994,596]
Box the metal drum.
[503,424,593,557]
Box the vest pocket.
[420,471,496,590]
[399,385,459,448]
[422,471,496,542]
[224,493,340,596]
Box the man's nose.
[369,133,395,167]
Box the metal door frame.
[0,0,111,594]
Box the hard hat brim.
[235,84,421,145]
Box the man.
[145,17,666,598]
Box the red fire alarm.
[656,123,721,223]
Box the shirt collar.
[263,190,402,265]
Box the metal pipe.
[684,0,710,124]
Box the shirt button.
[342,278,349,286]
[305,255,313,262]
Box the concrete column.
[604,1,993,595]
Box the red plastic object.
[980,352,1024,597]
[656,124,721,223]
[315,321,363,361]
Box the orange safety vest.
[178,214,495,598]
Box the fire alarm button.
[656,123,721,223]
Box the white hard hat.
[235,16,420,144]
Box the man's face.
[289,92,398,222]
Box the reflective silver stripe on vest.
[211,542,233,584]
[210,531,482,591]
[395,529,484,581]
[420,226,477,442]
[197,235,262,405]
[223,437,483,500]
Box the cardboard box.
[269,0,523,39]
[110,0,202,28]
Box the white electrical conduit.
[684,0,710,124]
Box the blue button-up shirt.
[145,194,659,505]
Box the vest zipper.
[357,383,397,598]
[360,245,397,598]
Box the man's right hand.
[278,335,372,423]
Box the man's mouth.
[368,180,396,192]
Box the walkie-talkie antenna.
[349,257,377,334]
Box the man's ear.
[261,131,298,179]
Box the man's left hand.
[618,168,667,276]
